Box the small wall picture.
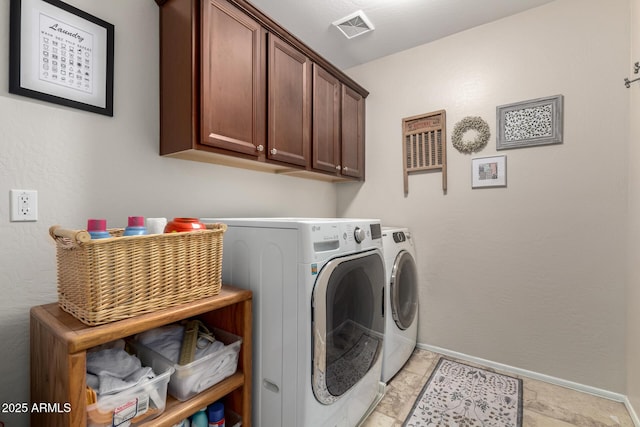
[472,155,507,188]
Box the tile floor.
[362,348,635,427]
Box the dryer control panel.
[392,231,407,243]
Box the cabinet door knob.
[256,145,264,152]
[270,148,278,155]
[336,165,341,170]
[343,167,348,172]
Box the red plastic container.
[164,218,206,233]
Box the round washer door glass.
[391,251,418,330]
[312,251,385,404]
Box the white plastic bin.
[130,327,242,401]
[86,364,174,427]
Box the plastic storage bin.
[86,364,174,426]
[130,328,242,401]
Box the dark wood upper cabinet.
[341,85,365,179]
[157,0,368,181]
[312,64,340,174]
[312,66,365,180]
[201,0,266,157]
[268,35,311,167]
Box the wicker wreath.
[452,116,491,153]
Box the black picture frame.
[9,0,114,116]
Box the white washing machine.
[201,218,386,427]
[381,227,418,384]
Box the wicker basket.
[49,223,226,326]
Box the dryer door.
[391,250,418,330]
[312,250,385,405]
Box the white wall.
[0,1,336,425]
[627,0,640,419]
[339,0,630,393]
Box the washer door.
[312,250,385,405]
[390,250,418,330]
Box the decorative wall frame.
[9,0,114,116]
[496,95,563,150]
[472,155,506,188]
[402,110,447,195]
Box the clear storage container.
[130,328,242,401]
[86,364,174,426]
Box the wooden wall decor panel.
[402,110,447,195]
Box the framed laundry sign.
[9,0,114,116]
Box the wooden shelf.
[138,373,244,426]
[30,285,252,427]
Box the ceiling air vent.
[332,10,374,39]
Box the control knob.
[354,227,365,243]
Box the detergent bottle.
[191,408,208,427]
[207,401,225,427]
[123,216,148,236]
[87,219,110,239]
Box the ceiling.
[248,0,555,70]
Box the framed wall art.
[472,155,507,188]
[496,95,563,150]
[9,0,114,116]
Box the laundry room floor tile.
[361,349,635,427]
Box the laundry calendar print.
[38,13,94,94]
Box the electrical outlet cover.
[10,190,38,222]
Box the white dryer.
[201,218,386,427]
[381,227,418,384]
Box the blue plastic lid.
[88,230,111,239]
[207,402,224,422]
[123,226,147,236]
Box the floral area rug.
[403,358,523,427]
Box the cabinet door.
[341,85,365,179]
[312,64,341,174]
[201,0,266,157]
[268,35,311,167]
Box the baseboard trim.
[416,343,639,426]
[625,396,640,427]
[417,343,628,402]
